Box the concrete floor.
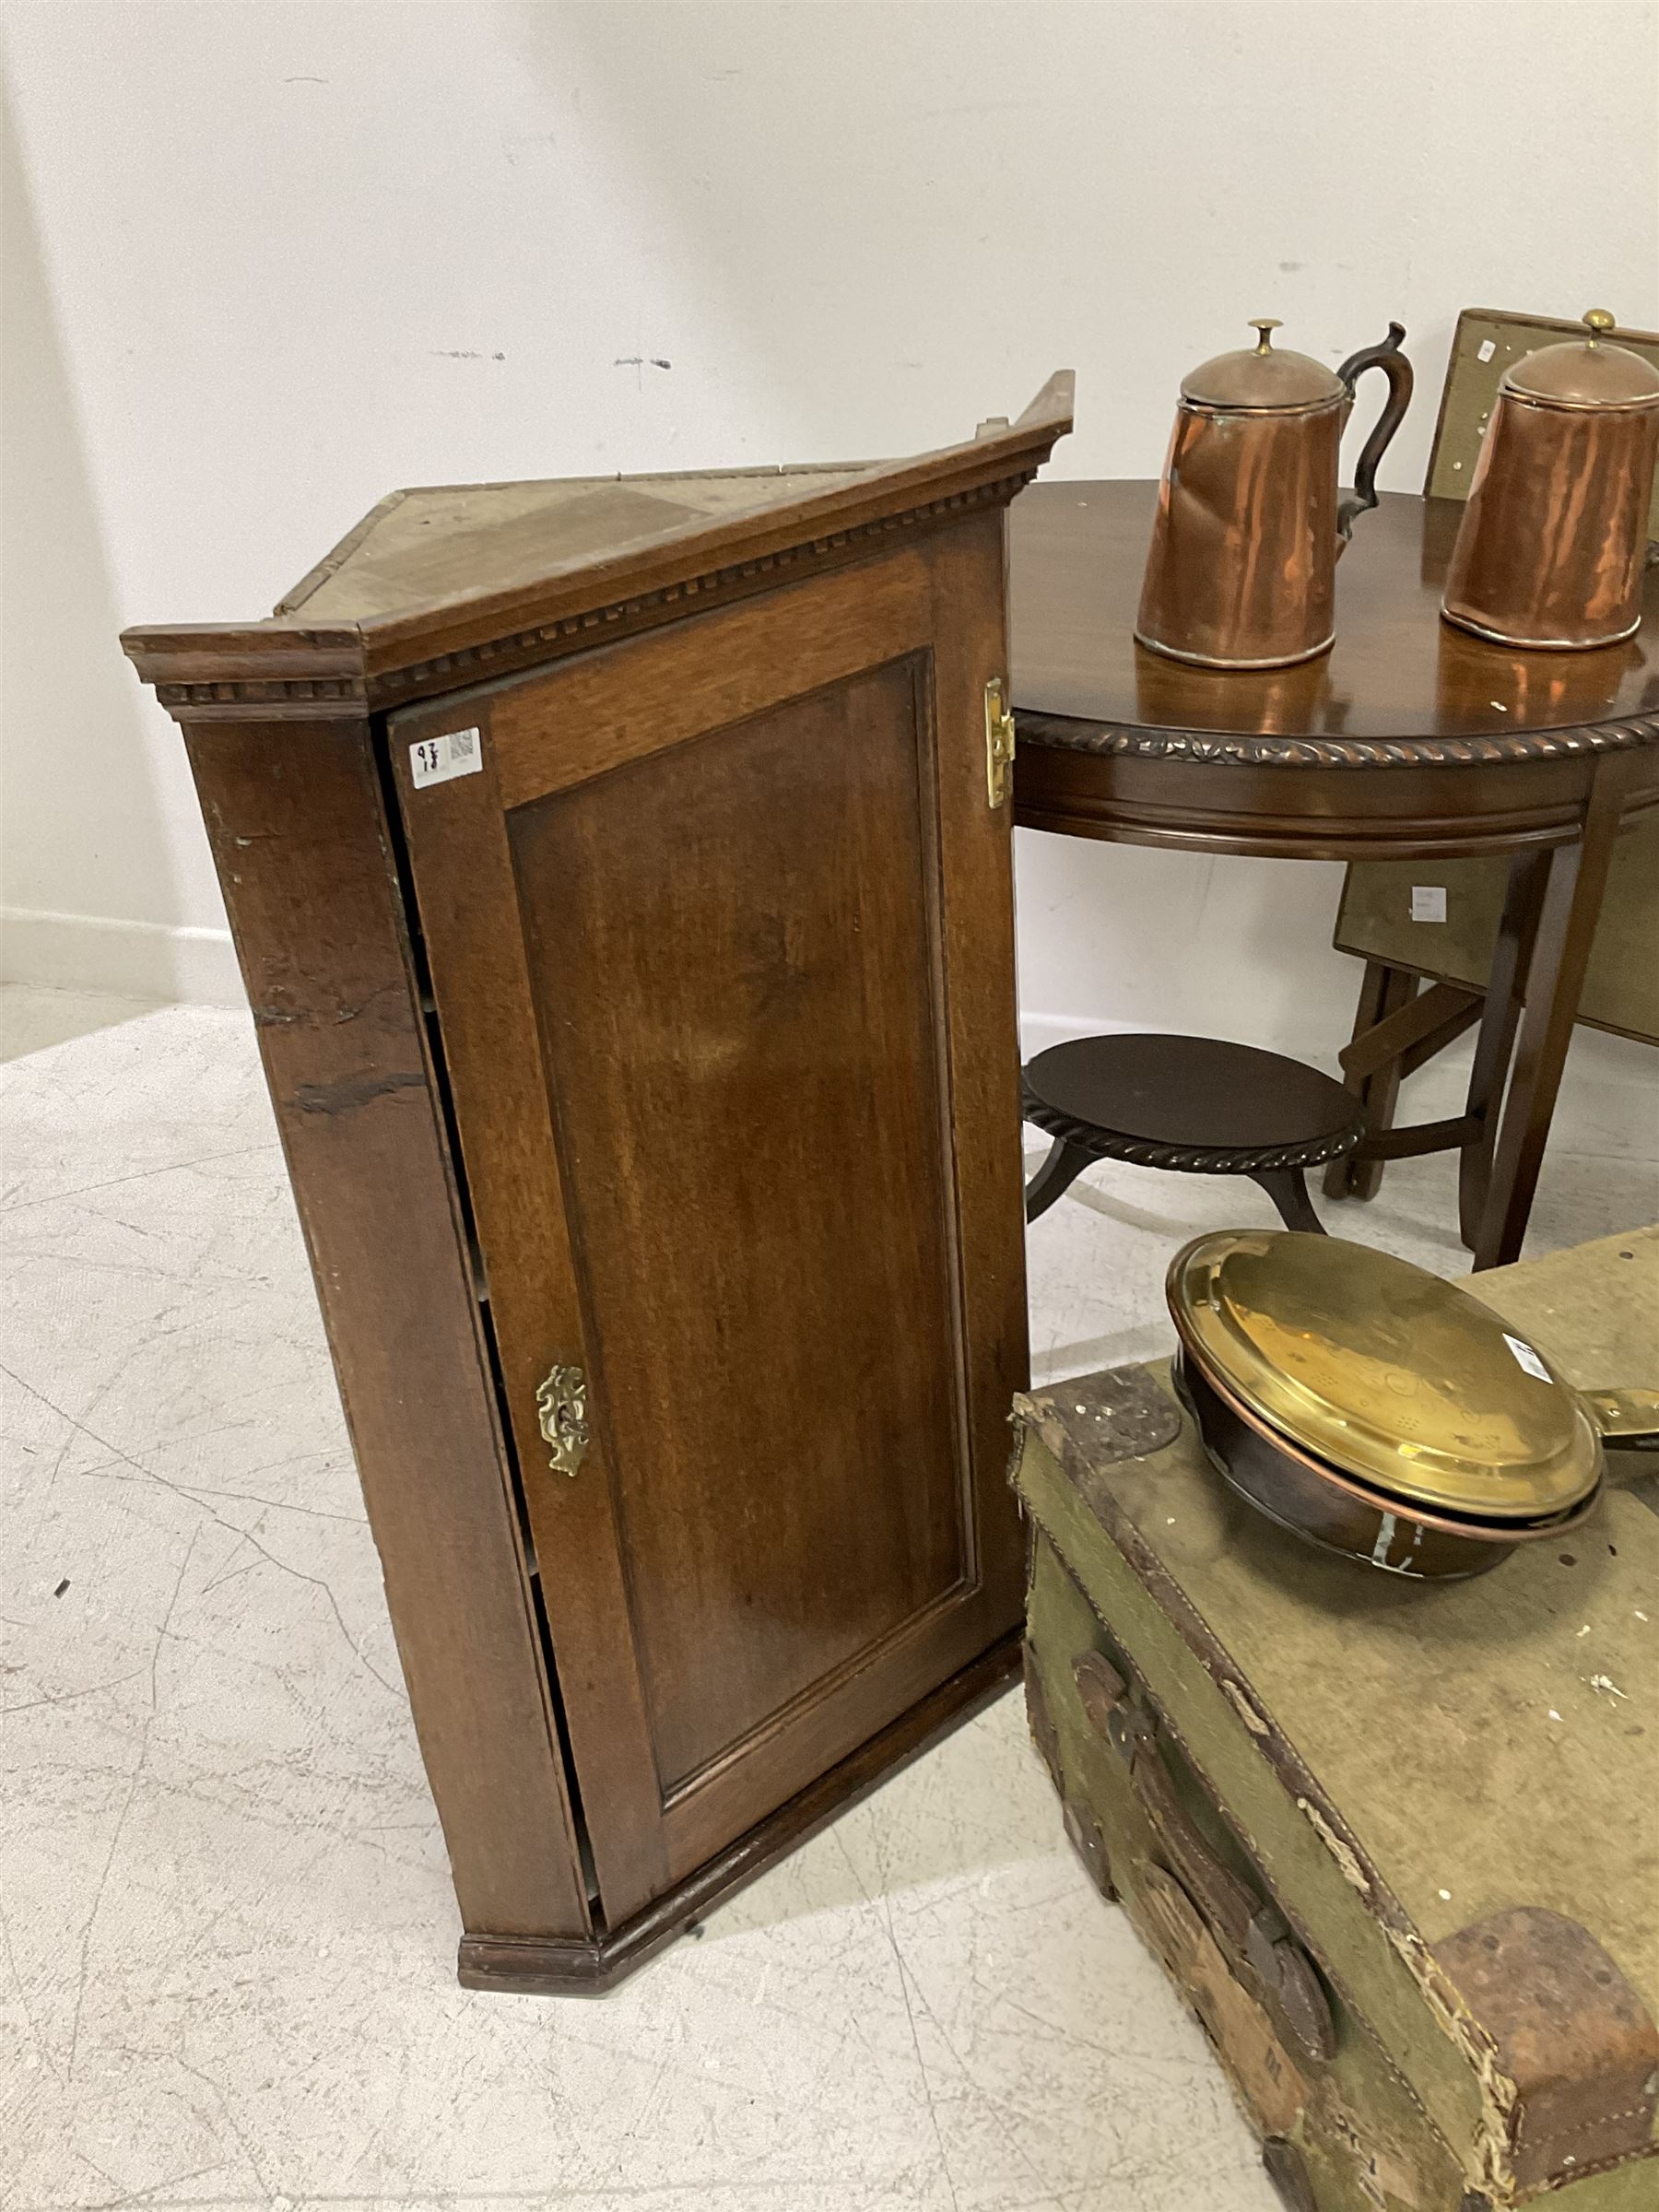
[3,983,1654,2212]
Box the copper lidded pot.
[1136,318,1413,670]
[1441,309,1659,651]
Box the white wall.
[5,1,1656,1044]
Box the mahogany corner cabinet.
[122,378,1074,1994]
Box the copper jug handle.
[1335,323,1413,547]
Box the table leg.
[1251,1167,1326,1234]
[1471,765,1628,1271]
[1025,1135,1093,1223]
[1457,849,1548,1252]
[1324,961,1418,1202]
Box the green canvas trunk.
[1013,1228,1659,2212]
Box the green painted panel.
[1334,815,1659,1047]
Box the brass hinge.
[535,1363,589,1477]
[985,677,1016,809]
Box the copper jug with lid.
[1136,319,1414,669]
[1441,310,1659,651]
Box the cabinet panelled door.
[392,521,1029,1927]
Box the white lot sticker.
[1410,885,1447,923]
[1504,1333,1552,1383]
[1477,339,1497,363]
[410,726,483,788]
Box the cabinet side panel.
[922,511,1030,1606]
[181,712,590,1940]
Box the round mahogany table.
[1006,479,1659,1269]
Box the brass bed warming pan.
[1166,1230,1659,1580]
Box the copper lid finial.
[1182,320,1342,409]
[1583,308,1616,347]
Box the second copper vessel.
[1441,309,1659,651]
[1137,317,1413,669]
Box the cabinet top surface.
[1009,479,1659,746]
[276,465,882,622]
[120,374,1074,711]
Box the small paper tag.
[1504,1332,1552,1382]
[409,727,483,789]
[1477,338,1497,363]
[1410,885,1447,923]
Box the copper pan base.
[1172,1348,1599,1581]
